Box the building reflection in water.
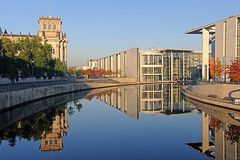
[186,98,240,160]
[86,83,196,119]
[40,108,69,152]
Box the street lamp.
[31,60,35,81]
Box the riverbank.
[182,83,240,110]
[0,78,175,111]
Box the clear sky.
[1,0,240,66]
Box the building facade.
[88,48,201,82]
[186,15,240,81]
[85,84,196,119]
[0,16,68,64]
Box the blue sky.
[1,0,240,66]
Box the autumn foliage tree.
[80,68,115,78]
[211,58,224,80]
[227,58,240,82]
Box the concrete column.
[171,51,174,81]
[202,112,209,153]
[64,43,67,64]
[183,52,185,80]
[60,41,64,62]
[170,83,173,113]
[202,28,210,81]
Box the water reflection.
[186,98,240,160]
[86,84,196,119]
[40,108,68,152]
[0,83,239,159]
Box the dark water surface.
[0,84,239,160]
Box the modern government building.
[88,48,202,82]
[186,15,240,81]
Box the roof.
[185,15,240,34]
[0,33,36,38]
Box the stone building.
[0,16,68,64]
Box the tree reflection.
[0,105,67,147]
[225,125,240,144]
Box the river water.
[0,83,239,160]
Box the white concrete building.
[186,15,240,81]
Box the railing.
[0,78,77,93]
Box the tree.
[227,58,240,82]
[4,29,8,35]
[54,59,67,77]
[212,58,224,81]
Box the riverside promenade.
[182,83,240,110]
[0,78,175,111]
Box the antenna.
[48,0,51,17]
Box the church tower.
[38,16,68,64]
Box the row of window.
[44,23,57,30]
[45,139,58,145]
[143,101,162,110]
[142,67,162,74]
[143,55,163,65]
[142,75,163,82]
[142,92,162,99]
[142,84,163,91]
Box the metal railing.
[0,78,77,93]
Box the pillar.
[171,51,174,81]
[202,112,209,153]
[202,28,210,81]
[64,42,67,64]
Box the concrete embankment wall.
[0,79,176,111]
[0,83,91,111]
[190,84,240,99]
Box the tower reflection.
[40,108,69,152]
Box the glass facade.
[141,53,163,82]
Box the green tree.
[54,59,67,77]
[1,38,18,80]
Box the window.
[53,24,56,30]
[142,92,148,98]
[154,92,162,98]
[52,48,55,54]
[44,24,47,30]
[48,24,52,29]
[154,67,162,74]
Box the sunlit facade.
[88,48,201,82]
[0,16,68,64]
[186,15,240,81]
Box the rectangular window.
[44,24,47,30]
[53,24,56,30]
[154,92,162,98]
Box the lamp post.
[31,60,35,82]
